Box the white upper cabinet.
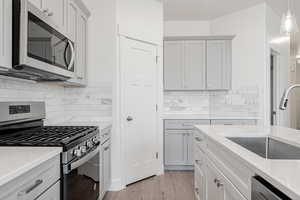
[76,11,88,82]
[206,40,232,90]
[28,0,42,9]
[64,0,90,87]
[164,41,184,90]
[184,41,206,90]
[28,0,67,33]
[164,37,233,91]
[67,0,78,42]
[42,0,67,33]
[0,0,12,71]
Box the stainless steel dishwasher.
[252,176,292,200]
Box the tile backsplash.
[0,77,112,125]
[164,86,260,118]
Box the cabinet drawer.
[206,138,253,199]
[194,130,206,152]
[36,181,60,200]
[165,120,210,130]
[210,119,257,125]
[0,155,60,200]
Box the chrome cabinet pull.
[213,178,224,188]
[104,146,110,151]
[48,12,54,16]
[18,179,43,196]
[195,137,202,142]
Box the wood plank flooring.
[104,171,195,200]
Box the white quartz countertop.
[163,113,260,120]
[0,147,62,187]
[195,125,300,199]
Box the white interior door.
[121,37,158,185]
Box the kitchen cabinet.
[211,119,257,125]
[164,120,210,170]
[164,41,184,90]
[194,148,206,200]
[194,128,252,200]
[165,130,187,166]
[100,139,111,199]
[64,0,89,87]
[36,181,60,200]
[28,0,67,33]
[0,155,60,200]
[205,158,247,200]
[184,41,206,90]
[164,36,234,91]
[0,0,12,71]
[206,40,232,90]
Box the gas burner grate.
[0,126,98,146]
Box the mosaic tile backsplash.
[164,86,260,118]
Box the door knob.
[127,116,133,121]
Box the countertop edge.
[0,147,62,187]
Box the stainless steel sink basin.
[226,137,300,159]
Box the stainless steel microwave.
[11,0,75,81]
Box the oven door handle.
[65,146,100,174]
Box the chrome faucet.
[279,84,300,110]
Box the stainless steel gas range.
[0,102,101,200]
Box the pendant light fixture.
[280,0,299,35]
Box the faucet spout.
[279,84,300,110]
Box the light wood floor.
[103,171,195,200]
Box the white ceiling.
[164,0,299,22]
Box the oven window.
[27,12,74,72]
[64,151,100,200]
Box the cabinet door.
[184,41,206,90]
[0,0,12,70]
[28,0,42,9]
[186,131,194,165]
[67,0,78,42]
[195,161,206,200]
[205,160,224,200]
[36,181,60,200]
[164,130,186,166]
[76,11,88,81]
[206,40,231,90]
[103,141,111,193]
[164,41,184,90]
[42,0,67,32]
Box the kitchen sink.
[226,137,300,160]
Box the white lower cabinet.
[165,130,187,166]
[205,158,247,200]
[194,131,249,200]
[0,155,60,200]
[36,181,60,200]
[100,139,111,199]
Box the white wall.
[117,0,163,45]
[164,21,210,36]
[209,4,267,124]
[63,0,115,122]
[266,5,290,127]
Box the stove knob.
[92,138,100,145]
[87,141,93,148]
[81,146,87,153]
[73,148,82,157]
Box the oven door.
[13,0,75,80]
[63,146,100,200]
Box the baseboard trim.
[164,165,194,171]
[109,178,125,191]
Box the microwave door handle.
[64,42,70,67]
[68,40,75,70]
